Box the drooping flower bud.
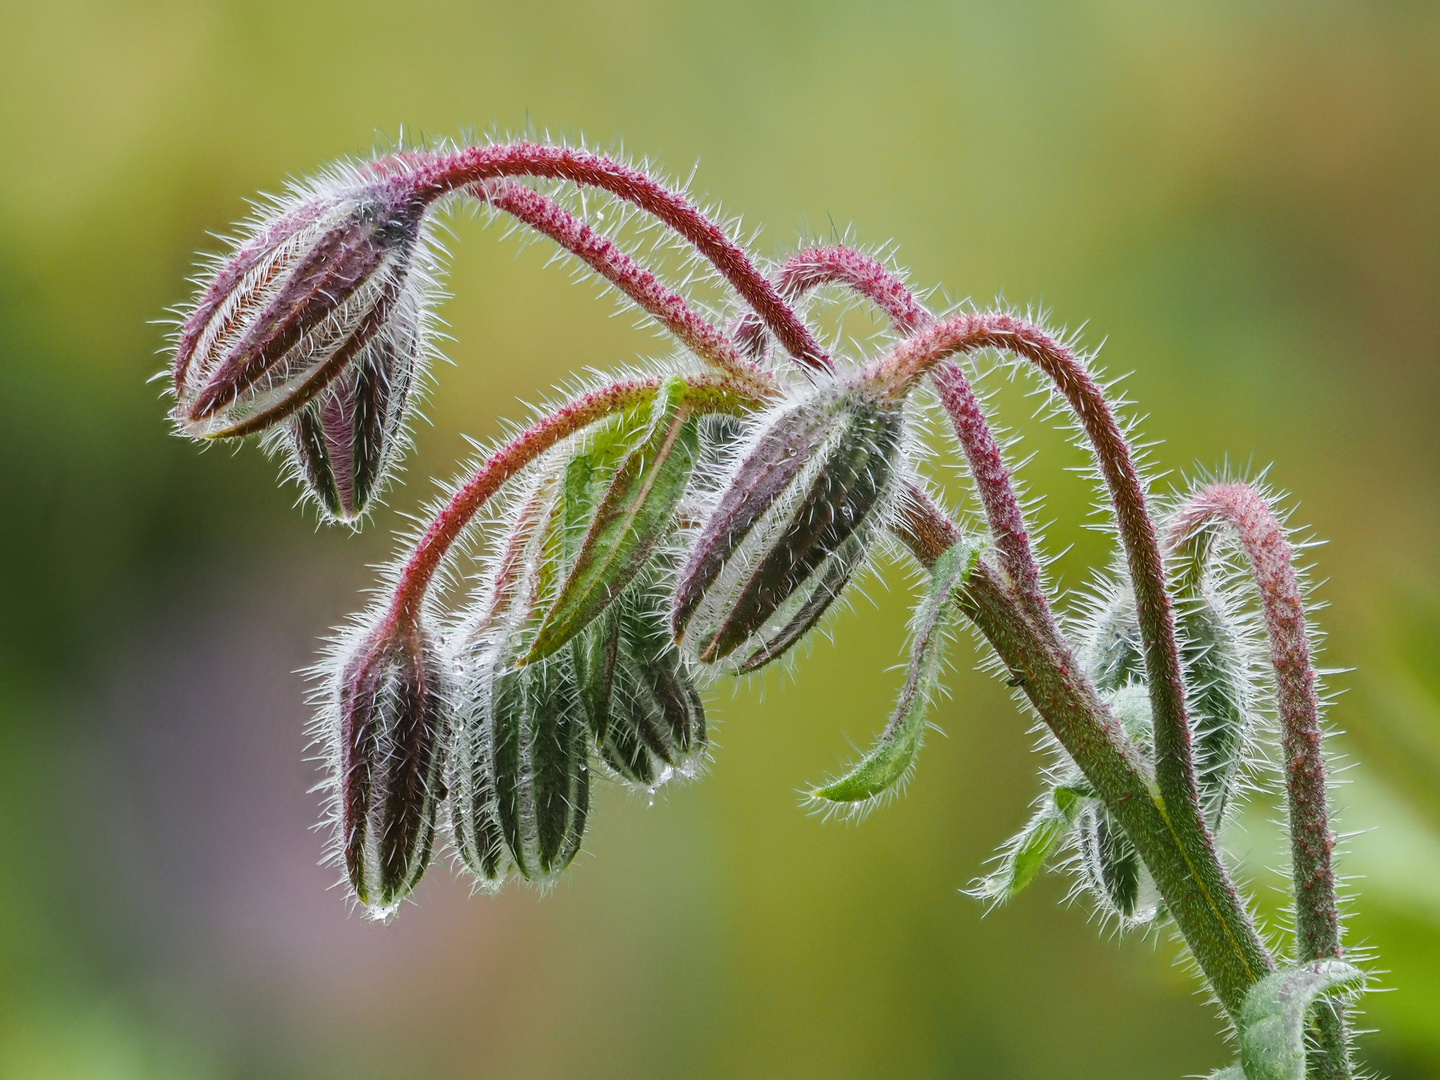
[673,388,906,670]
[1074,684,1160,925]
[1078,582,1146,694]
[575,573,706,790]
[324,612,451,919]
[282,280,422,521]
[172,169,434,440]
[449,467,592,886]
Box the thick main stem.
[1170,482,1350,1079]
[407,144,832,372]
[894,487,1274,1017]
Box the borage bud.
[449,470,591,886]
[172,168,434,441]
[283,281,422,521]
[451,638,591,885]
[574,573,706,791]
[673,387,906,671]
[1076,802,1160,926]
[1076,684,1160,925]
[325,612,451,919]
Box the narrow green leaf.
[806,536,981,815]
[527,376,698,661]
[1238,960,1363,1080]
[1205,1068,1244,1080]
[528,411,646,626]
[972,784,1090,902]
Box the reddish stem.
[930,364,1048,616]
[733,245,931,356]
[865,312,1200,826]
[1168,483,1340,961]
[472,180,773,395]
[1169,481,1350,1079]
[752,251,1056,643]
[405,144,831,372]
[387,380,663,629]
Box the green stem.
[894,487,1274,1017]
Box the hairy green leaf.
[806,536,980,813]
[1237,960,1363,1080]
[529,376,698,660]
[972,784,1090,901]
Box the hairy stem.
[894,486,1273,1017]
[930,363,1049,619]
[1170,482,1350,1079]
[471,179,774,395]
[870,313,1204,842]
[407,144,831,371]
[733,245,930,356]
[388,375,762,630]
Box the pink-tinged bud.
[172,170,434,440]
[283,281,422,521]
[325,614,451,919]
[672,389,905,669]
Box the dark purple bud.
[172,169,434,440]
[326,614,450,919]
[283,281,422,521]
[673,389,905,669]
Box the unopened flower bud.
[1076,800,1160,925]
[172,170,434,440]
[284,282,422,521]
[576,577,706,790]
[1079,582,1145,694]
[449,471,591,885]
[673,389,905,669]
[326,613,450,919]
[454,647,591,885]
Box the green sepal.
[572,605,622,743]
[806,536,980,813]
[1236,960,1363,1080]
[528,376,698,661]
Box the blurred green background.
[1,1,1438,1077]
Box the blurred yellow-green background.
[1,2,1438,1077]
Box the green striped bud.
[575,573,706,791]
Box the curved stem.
[406,144,831,372]
[930,364,1048,620]
[1170,482,1350,1079]
[867,312,1202,835]
[470,179,773,395]
[893,484,1273,1018]
[733,245,930,356]
[387,380,660,629]
[387,374,763,631]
